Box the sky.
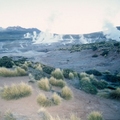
[0,0,120,34]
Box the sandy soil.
[0,76,120,120]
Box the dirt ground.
[0,76,120,120]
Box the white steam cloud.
[103,21,120,41]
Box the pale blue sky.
[0,0,120,34]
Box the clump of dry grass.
[4,110,16,120]
[0,67,27,77]
[87,111,103,120]
[49,77,66,88]
[37,93,52,107]
[79,72,88,79]
[38,108,81,120]
[38,78,51,91]
[1,82,32,100]
[52,92,62,105]
[70,113,81,120]
[34,63,43,71]
[51,68,64,79]
[69,72,74,79]
[109,87,120,100]
[61,86,73,100]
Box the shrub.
[0,56,14,68]
[37,93,52,107]
[87,111,103,120]
[38,78,51,91]
[80,78,98,94]
[1,82,32,100]
[0,67,27,77]
[4,110,16,120]
[61,86,73,100]
[49,77,66,88]
[63,69,74,79]
[52,92,62,105]
[42,64,55,74]
[51,68,64,79]
[109,87,120,100]
[69,72,74,79]
[85,69,102,76]
[91,79,108,90]
[70,113,81,120]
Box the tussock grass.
[69,72,74,79]
[1,82,32,100]
[51,68,64,79]
[49,77,66,88]
[38,78,51,91]
[4,110,16,120]
[109,87,120,100]
[15,67,27,76]
[0,67,27,77]
[52,92,62,105]
[38,108,81,120]
[70,113,81,120]
[38,108,53,120]
[37,93,52,107]
[28,73,35,83]
[61,86,73,100]
[34,63,43,71]
[87,111,103,120]
[79,72,88,79]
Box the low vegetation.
[1,82,32,100]
[4,110,16,120]
[52,92,62,105]
[109,87,120,100]
[51,68,64,79]
[69,72,74,79]
[0,56,14,68]
[61,86,73,100]
[0,67,27,77]
[37,93,52,107]
[49,77,66,88]
[87,111,103,120]
[38,78,51,91]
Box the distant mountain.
[0,27,5,31]
[0,26,41,41]
[6,26,40,33]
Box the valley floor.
[0,76,120,120]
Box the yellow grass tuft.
[51,68,64,79]
[52,92,62,105]
[37,93,52,107]
[87,111,103,120]
[38,78,51,91]
[1,82,32,100]
[4,110,16,120]
[49,77,66,88]
[69,72,74,79]
[61,86,73,100]
[0,67,27,77]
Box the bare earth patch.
[0,76,120,120]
